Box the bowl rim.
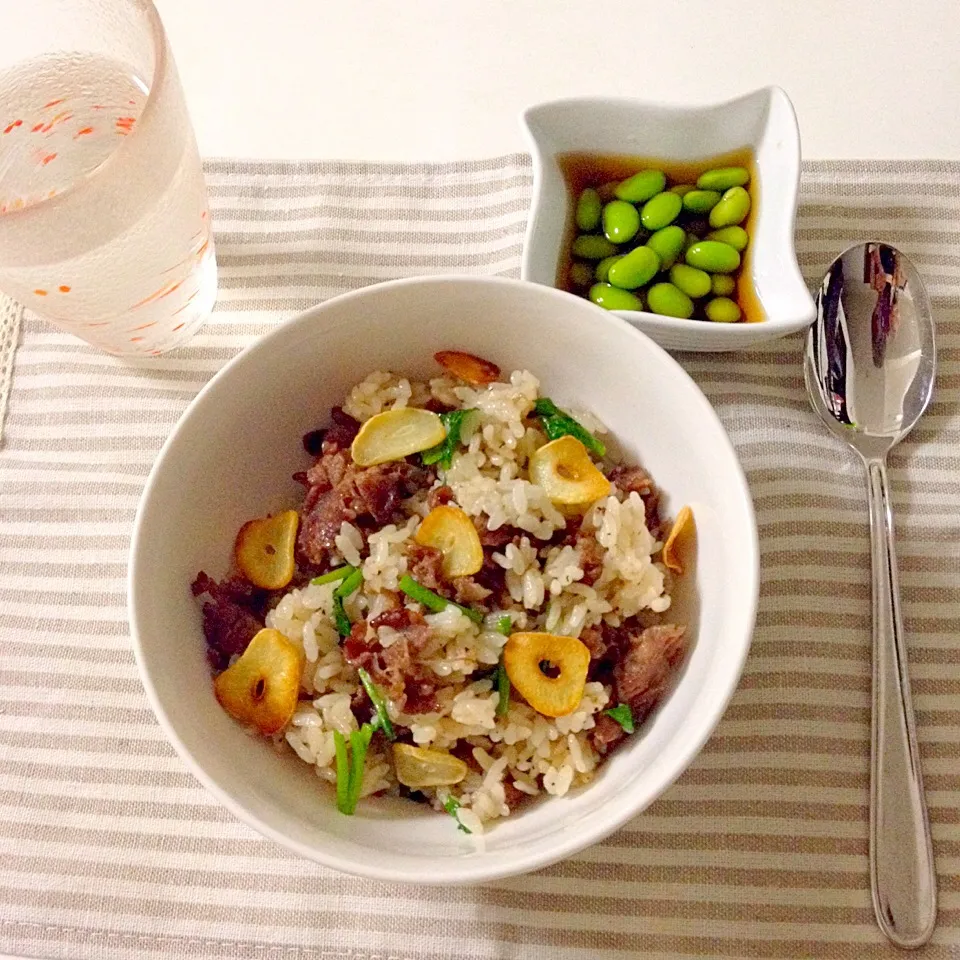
[519,86,814,342]
[128,274,760,883]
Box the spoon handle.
[866,458,937,948]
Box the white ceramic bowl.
[129,276,759,884]
[520,87,816,352]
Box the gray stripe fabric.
[0,295,21,442]
[0,156,958,960]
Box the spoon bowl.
[804,242,938,949]
[806,242,935,454]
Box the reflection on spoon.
[805,242,937,948]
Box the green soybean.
[640,191,682,231]
[711,273,736,296]
[645,225,686,270]
[685,240,741,274]
[706,225,748,251]
[647,282,694,319]
[669,263,712,299]
[614,169,666,203]
[594,255,623,283]
[572,235,618,260]
[608,246,660,290]
[602,200,641,244]
[669,183,695,197]
[684,231,700,252]
[568,262,595,288]
[697,166,750,191]
[575,188,602,231]
[709,186,751,228]
[705,297,742,323]
[682,189,721,214]
[589,283,643,311]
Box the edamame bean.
[696,166,750,191]
[614,169,666,203]
[602,200,641,244]
[589,283,643,311]
[706,225,748,251]
[709,186,751,228]
[573,235,618,260]
[645,225,686,269]
[710,273,736,296]
[608,246,660,290]
[705,297,742,323]
[594,255,623,283]
[647,282,694,319]
[669,263,712,299]
[669,184,695,197]
[640,191,682,231]
[682,190,721,214]
[685,240,741,273]
[569,262,595,288]
[575,188,602,232]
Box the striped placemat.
[0,157,958,960]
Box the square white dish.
[520,87,815,352]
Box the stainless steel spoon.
[804,242,937,949]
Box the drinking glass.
[0,0,216,356]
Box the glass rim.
[0,0,169,223]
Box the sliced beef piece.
[374,623,437,715]
[579,625,607,662]
[349,686,375,726]
[613,624,686,721]
[608,464,655,498]
[304,448,352,492]
[297,488,354,566]
[406,542,444,591]
[589,713,627,755]
[192,571,255,605]
[342,616,438,715]
[575,529,604,586]
[586,618,686,746]
[191,571,265,670]
[424,397,455,415]
[342,620,376,669]
[586,617,651,678]
[427,485,455,510]
[502,780,531,810]
[473,551,509,608]
[298,457,429,566]
[369,606,425,632]
[402,680,440,715]
[324,407,362,454]
[473,516,523,548]
[348,462,427,524]
[608,464,662,539]
[452,576,492,606]
[300,407,362,458]
[450,739,481,769]
[549,516,582,549]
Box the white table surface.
[156,0,960,161]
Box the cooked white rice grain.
[343,371,415,421]
[334,522,364,567]
[249,366,681,830]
